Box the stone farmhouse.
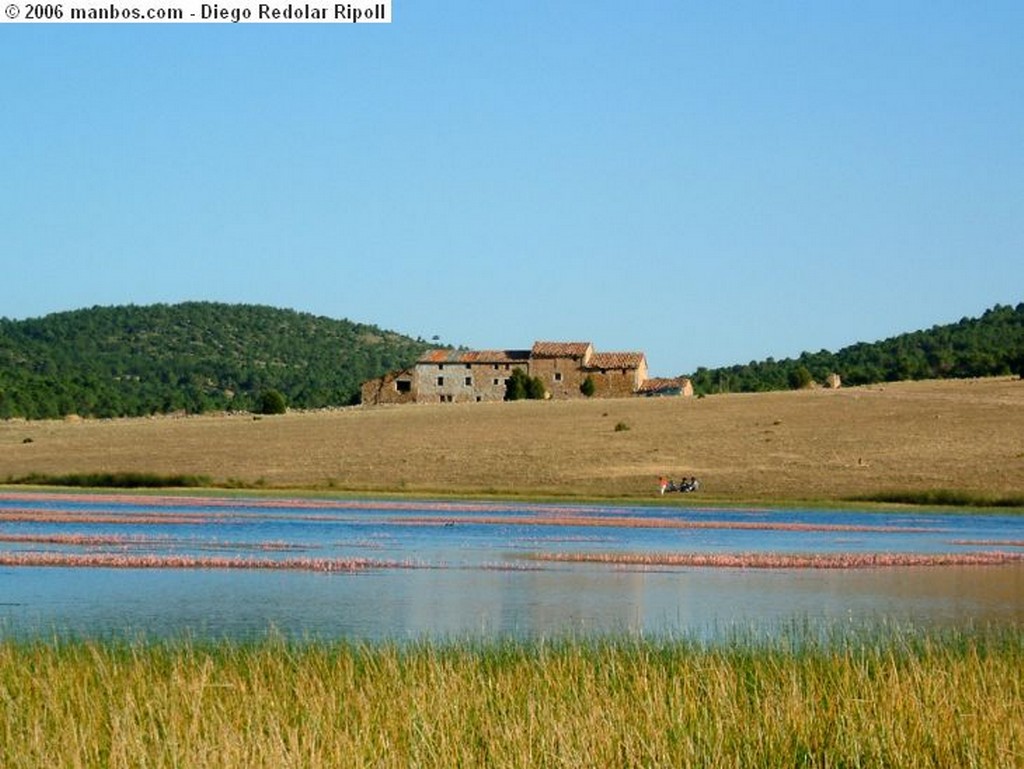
[361,341,692,405]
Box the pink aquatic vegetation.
[0,533,173,546]
[0,533,306,552]
[0,491,540,514]
[949,539,1024,548]
[531,551,1024,569]
[0,551,546,573]
[0,551,414,572]
[0,508,245,525]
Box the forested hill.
[688,303,1024,395]
[0,303,433,418]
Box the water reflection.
[1,491,1022,641]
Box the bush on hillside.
[257,389,288,415]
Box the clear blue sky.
[3,2,1022,376]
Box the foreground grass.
[2,629,1022,768]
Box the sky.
[2,2,1022,376]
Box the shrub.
[505,369,546,401]
[580,375,596,397]
[257,389,288,415]
[788,366,814,390]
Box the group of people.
[658,475,700,494]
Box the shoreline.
[2,483,1022,515]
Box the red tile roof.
[418,349,529,364]
[638,376,689,393]
[531,341,593,358]
[588,352,646,370]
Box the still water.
[1,492,1022,641]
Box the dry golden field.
[2,377,1023,503]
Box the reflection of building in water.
[361,341,693,405]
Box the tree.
[788,365,813,390]
[504,368,546,401]
[504,369,527,401]
[257,389,288,415]
[580,375,596,397]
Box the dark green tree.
[527,375,546,400]
[504,368,546,401]
[504,368,529,401]
[580,374,596,397]
[257,389,288,414]
[788,365,814,390]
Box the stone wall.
[362,341,676,406]
[360,368,417,405]
[527,357,589,399]
[586,367,645,398]
[415,361,528,403]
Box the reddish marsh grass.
[532,551,1024,569]
[0,551,408,572]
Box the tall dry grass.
[2,629,1022,767]
[2,377,1023,502]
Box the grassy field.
[2,377,1022,503]
[2,629,1021,768]
[3,382,1023,767]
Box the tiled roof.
[638,376,689,393]
[418,343,644,368]
[531,341,592,358]
[588,352,646,370]
[418,349,530,364]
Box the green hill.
[688,302,1024,395]
[0,303,433,418]
[3,301,1021,419]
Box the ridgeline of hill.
[687,303,1024,395]
[0,303,433,419]
[0,301,1022,420]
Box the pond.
[1,491,1022,642]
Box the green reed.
[2,627,1021,768]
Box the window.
[396,380,411,393]
[554,372,563,382]
[465,377,472,386]
[493,378,500,386]
[438,364,444,371]
[437,376,444,386]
